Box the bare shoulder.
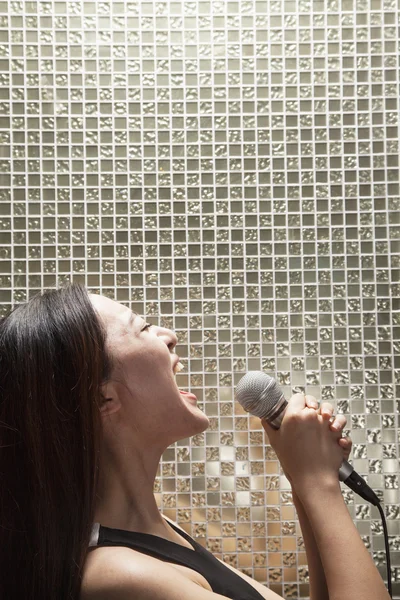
[81,546,229,599]
[80,516,283,600]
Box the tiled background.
[0,0,399,597]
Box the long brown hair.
[0,283,114,599]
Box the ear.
[99,381,122,417]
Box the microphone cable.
[375,500,392,598]
[339,467,392,597]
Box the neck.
[93,439,167,535]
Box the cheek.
[123,352,175,397]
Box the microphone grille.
[235,371,283,419]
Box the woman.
[0,283,390,599]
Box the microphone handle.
[265,396,380,506]
[339,460,380,506]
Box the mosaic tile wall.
[0,0,399,597]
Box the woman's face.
[89,294,210,449]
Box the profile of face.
[89,294,210,452]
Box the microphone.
[235,371,380,506]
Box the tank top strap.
[92,520,204,572]
[89,519,266,600]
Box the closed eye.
[141,323,152,331]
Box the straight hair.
[0,283,114,599]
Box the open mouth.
[173,360,184,375]
[172,361,196,400]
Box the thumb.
[286,392,306,414]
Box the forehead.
[89,294,134,326]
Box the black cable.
[376,501,392,598]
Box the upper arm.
[81,547,234,600]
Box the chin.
[174,412,210,443]
[192,412,210,436]
[196,412,210,431]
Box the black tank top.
[89,518,266,600]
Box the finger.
[338,436,352,459]
[287,392,306,413]
[329,414,347,432]
[319,402,334,419]
[305,395,318,410]
[338,436,352,448]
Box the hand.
[261,393,352,489]
[317,399,352,462]
[271,396,352,484]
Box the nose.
[167,329,178,352]
[160,326,177,352]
